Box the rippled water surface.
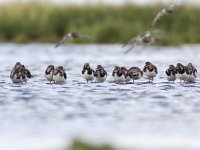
[1,44,200,150]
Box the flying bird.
[123,30,160,54]
[55,32,91,48]
[152,4,179,26]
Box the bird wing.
[124,42,137,54]
[167,4,179,11]
[123,32,148,54]
[55,35,71,48]
[152,9,167,26]
[152,4,179,26]
[122,35,140,48]
[78,32,92,40]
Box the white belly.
[113,74,125,83]
[144,71,157,78]
[95,75,107,83]
[45,73,53,81]
[166,74,177,82]
[125,76,131,82]
[23,78,28,82]
[176,73,188,81]
[83,71,94,81]
[53,74,66,83]
[11,75,23,83]
[186,75,196,83]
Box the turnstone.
[185,63,197,83]
[112,66,125,83]
[82,63,95,83]
[176,63,188,82]
[94,65,107,83]
[45,65,55,83]
[143,62,158,82]
[21,65,33,82]
[53,66,67,83]
[10,62,23,83]
[128,67,143,83]
[55,32,91,48]
[152,4,180,26]
[123,30,160,54]
[165,65,177,83]
[121,67,131,82]
[10,62,32,83]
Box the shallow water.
[0,44,200,150]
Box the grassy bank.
[68,140,115,150]
[0,2,200,45]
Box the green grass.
[0,2,200,45]
[68,140,115,150]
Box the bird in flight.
[123,30,160,54]
[152,4,180,26]
[55,32,91,48]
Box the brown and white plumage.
[176,63,188,82]
[128,67,143,83]
[123,30,160,54]
[185,63,197,83]
[10,62,33,83]
[112,66,125,83]
[152,4,179,26]
[143,62,158,82]
[94,65,107,83]
[121,67,131,82]
[165,65,177,83]
[53,66,67,83]
[10,62,24,83]
[45,65,55,83]
[55,32,91,48]
[82,63,95,83]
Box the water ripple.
[0,44,200,149]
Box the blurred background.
[1,1,200,150]
[0,0,199,45]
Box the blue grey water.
[0,44,200,150]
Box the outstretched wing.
[152,9,167,26]
[78,32,92,40]
[123,32,145,48]
[123,32,147,53]
[152,4,179,26]
[124,43,136,54]
[167,4,179,12]
[55,35,71,48]
[55,32,92,48]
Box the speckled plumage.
[82,63,95,83]
[129,67,143,83]
[143,62,158,82]
[112,66,125,83]
[185,63,197,83]
[45,65,55,83]
[165,65,177,83]
[176,63,188,82]
[10,62,32,83]
[53,66,67,83]
[94,65,107,83]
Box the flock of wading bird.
[9,4,198,84]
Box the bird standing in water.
[82,63,95,83]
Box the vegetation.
[68,140,115,150]
[0,2,200,45]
